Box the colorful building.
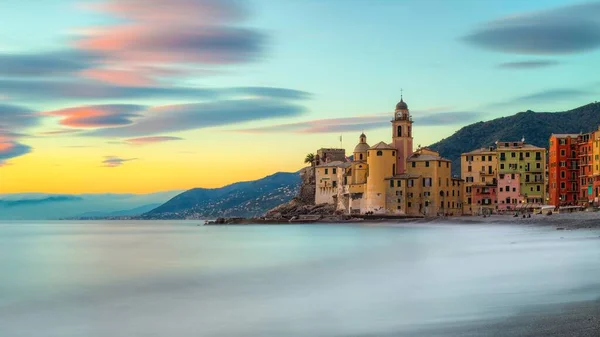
[470,184,497,215]
[315,97,463,216]
[496,140,546,206]
[460,147,497,214]
[548,134,579,206]
[497,173,523,211]
[577,133,594,205]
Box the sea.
[0,221,599,337]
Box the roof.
[550,133,579,138]
[395,98,408,111]
[369,141,395,150]
[462,148,497,155]
[407,153,451,162]
[353,142,370,153]
[496,143,545,150]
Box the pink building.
[471,184,497,215]
[497,173,523,211]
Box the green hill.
[429,102,600,175]
[142,171,301,219]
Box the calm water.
[0,221,599,336]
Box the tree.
[304,153,315,166]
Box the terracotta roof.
[462,148,497,155]
[407,153,451,162]
[369,141,395,150]
[550,133,579,138]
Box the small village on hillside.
[310,96,600,217]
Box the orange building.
[577,133,593,205]
[548,134,579,206]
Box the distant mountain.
[0,191,180,220]
[429,102,600,175]
[0,195,82,208]
[74,203,161,218]
[143,172,301,219]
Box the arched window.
[392,164,396,175]
[377,151,383,156]
[408,126,411,137]
[397,126,402,137]
[359,153,363,160]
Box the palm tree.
[304,153,315,166]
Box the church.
[314,97,464,216]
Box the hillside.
[142,172,301,219]
[429,102,600,175]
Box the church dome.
[395,98,408,110]
[354,142,370,153]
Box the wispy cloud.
[124,136,183,145]
[497,60,560,69]
[102,156,137,167]
[44,104,144,128]
[0,139,31,163]
[0,104,38,164]
[82,99,306,137]
[75,0,264,86]
[0,79,310,102]
[0,51,100,77]
[485,87,596,109]
[235,111,481,134]
[38,129,82,136]
[463,1,600,55]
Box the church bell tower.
[391,93,413,174]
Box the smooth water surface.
[0,221,599,336]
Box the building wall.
[471,184,497,215]
[577,134,593,204]
[548,135,579,206]
[316,148,346,165]
[365,148,396,213]
[461,149,497,214]
[392,118,413,175]
[496,142,546,204]
[497,173,522,211]
[315,166,339,204]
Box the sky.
[1,0,599,194]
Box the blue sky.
[1,0,599,192]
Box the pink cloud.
[76,0,262,86]
[124,136,183,145]
[102,155,137,167]
[44,104,144,128]
[79,68,156,86]
[39,129,82,135]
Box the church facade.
[314,97,464,216]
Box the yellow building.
[460,147,498,214]
[315,97,463,216]
[496,140,546,204]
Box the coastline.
[206,211,600,230]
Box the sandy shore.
[434,211,600,230]
[385,298,600,337]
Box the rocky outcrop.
[265,200,340,220]
[296,166,316,205]
[263,166,324,220]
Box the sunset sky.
[1,0,599,194]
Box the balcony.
[480,170,496,176]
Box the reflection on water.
[0,221,599,337]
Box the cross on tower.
[400,88,403,100]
